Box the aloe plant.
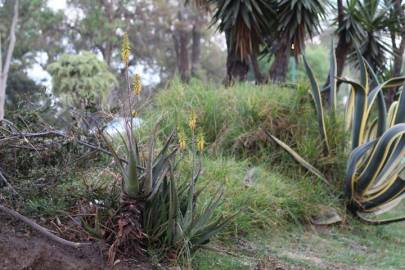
[100,33,231,266]
[267,44,405,224]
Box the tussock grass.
[143,79,348,183]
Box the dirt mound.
[0,216,153,270]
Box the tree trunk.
[225,30,249,85]
[250,53,265,84]
[335,37,350,78]
[178,29,190,83]
[191,24,201,78]
[269,36,289,82]
[335,0,347,78]
[104,0,114,66]
[172,9,191,83]
[0,0,19,121]
[323,0,348,103]
[387,0,405,106]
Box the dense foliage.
[47,52,117,111]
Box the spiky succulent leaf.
[303,54,330,154]
[125,144,139,197]
[265,131,329,185]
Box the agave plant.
[101,34,231,265]
[267,45,405,224]
[340,49,405,224]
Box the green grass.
[176,156,339,236]
[142,79,347,183]
[192,220,405,270]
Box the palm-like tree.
[333,0,366,78]
[190,0,326,84]
[352,0,392,73]
[268,0,326,82]
[210,0,275,83]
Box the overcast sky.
[47,0,66,11]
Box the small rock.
[310,206,342,225]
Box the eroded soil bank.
[0,216,153,270]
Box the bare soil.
[0,215,154,270]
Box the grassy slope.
[143,80,404,270]
[9,79,403,269]
[193,220,404,270]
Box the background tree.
[268,0,326,82]
[333,0,366,78]
[47,52,117,112]
[386,0,405,104]
[66,0,219,85]
[353,0,392,73]
[209,0,275,84]
[0,0,64,120]
[0,0,18,121]
[66,0,127,67]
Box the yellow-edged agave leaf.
[339,78,368,149]
[265,131,330,186]
[364,59,387,136]
[303,55,330,154]
[356,46,369,94]
[365,58,380,86]
[394,88,405,124]
[345,89,355,130]
[356,209,405,225]
[355,124,405,194]
[344,140,376,199]
[380,77,405,89]
[366,150,404,197]
[387,101,398,128]
[366,77,405,129]
[370,194,404,216]
[365,118,378,142]
[346,124,405,222]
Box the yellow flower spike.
[178,131,187,151]
[121,32,130,66]
[132,73,142,95]
[131,111,138,118]
[197,132,205,152]
[188,111,197,131]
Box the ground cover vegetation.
[0,0,404,269]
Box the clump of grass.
[143,79,348,183]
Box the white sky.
[47,0,67,11]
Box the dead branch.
[0,169,18,195]
[1,130,128,164]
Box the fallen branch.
[0,204,91,248]
[0,169,18,195]
[1,130,128,163]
